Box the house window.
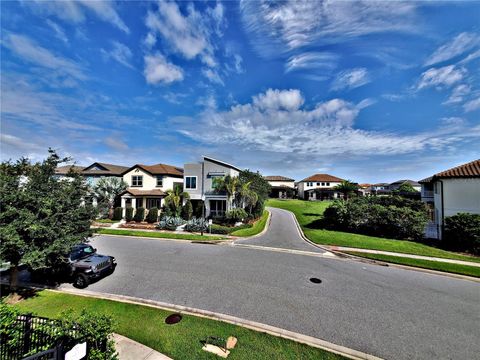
[326,182,330,186]
[321,182,325,186]
[146,198,162,209]
[317,182,320,186]
[210,200,226,217]
[156,176,163,187]
[307,182,313,186]
[185,176,197,189]
[434,182,439,194]
[136,198,143,208]
[132,175,143,187]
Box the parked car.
[69,244,116,288]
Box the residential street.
[63,209,480,360]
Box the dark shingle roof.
[55,165,85,175]
[300,174,344,183]
[264,175,295,181]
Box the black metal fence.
[0,313,91,360]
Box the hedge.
[444,213,480,255]
[112,207,123,221]
[133,207,145,222]
[125,208,134,222]
[146,207,159,223]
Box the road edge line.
[52,288,382,360]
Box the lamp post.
[201,161,205,236]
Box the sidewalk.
[113,333,172,360]
[327,246,480,267]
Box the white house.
[297,174,344,200]
[183,156,241,218]
[264,176,295,198]
[389,179,421,192]
[120,163,184,215]
[420,159,480,239]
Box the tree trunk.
[9,264,19,294]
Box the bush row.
[444,213,480,255]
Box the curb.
[94,233,231,245]
[231,209,272,243]
[53,288,382,360]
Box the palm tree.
[236,180,258,213]
[214,175,238,210]
[164,185,190,217]
[334,180,358,200]
[94,177,128,218]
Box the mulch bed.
[119,222,158,230]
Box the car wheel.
[73,273,89,289]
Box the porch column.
[121,197,126,217]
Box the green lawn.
[267,199,480,264]
[231,210,269,237]
[345,252,480,278]
[94,228,226,241]
[13,291,344,360]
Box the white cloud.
[176,88,480,158]
[46,19,68,43]
[331,68,370,91]
[101,41,134,69]
[144,32,156,48]
[463,97,480,112]
[459,49,480,64]
[417,65,465,90]
[143,53,184,85]
[2,33,86,81]
[425,32,480,66]
[240,0,418,57]
[202,68,224,86]
[105,136,129,151]
[285,52,338,73]
[443,84,471,105]
[25,0,129,33]
[145,1,223,68]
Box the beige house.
[420,159,480,239]
[184,156,241,218]
[264,176,295,198]
[297,174,344,200]
[120,163,183,215]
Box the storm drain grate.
[165,313,183,325]
[310,277,322,284]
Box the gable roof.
[122,163,184,177]
[82,162,129,175]
[55,165,85,175]
[300,174,344,183]
[264,175,295,182]
[204,156,242,172]
[432,159,480,179]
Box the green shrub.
[225,208,248,223]
[125,208,134,222]
[181,200,193,220]
[156,216,185,231]
[146,207,159,223]
[133,207,145,222]
[184,217,208,232]
[444,213,480,255]
[112,207,123,221]
[209,223,253,234]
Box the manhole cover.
[310,277,322,284]
[165,313,182,325]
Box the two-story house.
[120,163,184,215]
[297,174,344,200]
[420,159,480,239]
[183,156,241,218]
[389,179,421,192]
[264,176,295,198]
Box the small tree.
[397,183,419,193]
[125,207,134,222]
[164,186,189,217]
[112,207,123,221]
[0,150,96,292]
[133,207,145,222]
[181,200,193,220]
[334,180,358,200]
[94,177,128,219]
[146,207,159,223]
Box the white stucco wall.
[435,178,480,219]
[297,181,342,198]
[122,167,181,191]
[268,181,295,188]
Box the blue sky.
[1,0,479,183]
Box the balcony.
[422,190,434,198]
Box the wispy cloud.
[331,68,370,91]
[463,97,480,112]
[45,19,68,44]
[105,136,129,151]
[25,0,129,33]
[101,41,134,69]
[285,52,338,73]
[2,33,86,82]
[424,32,480,66]
[443,84,471,105]
[143,53,184,85]
[417,65,465,90]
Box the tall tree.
[238,170,271,218]
[94,177,128,218]
[334,180,359,200]
[214,175,239,210]
[236,180,258,214]
[164,186,189,217]
[0,150,96,291]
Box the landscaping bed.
[12,290,345,360]
[120,222,157,230]
[94,228,227,241]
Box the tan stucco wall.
[122,167,181,191]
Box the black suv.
[70,244,116,288]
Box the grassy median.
[94,228,227,241]
[267,199,480,264]
[13,290,345,360]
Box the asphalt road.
[63,210,480,360]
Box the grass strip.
[345,252,480,278]
[13,290,345,360]
[267,199,480,264]
[94,228,226,241]
[231,210,269,237]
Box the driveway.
[234,207,326,253]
